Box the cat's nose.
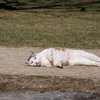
[35,62,38,65]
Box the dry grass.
[0,0,100,49]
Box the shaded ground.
[0,74,100,97]
[0,46,100,97]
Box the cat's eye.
[31,62,33,64]
[34,57,36,60]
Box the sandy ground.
[0,46,100,80]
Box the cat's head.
[25,51,41,67]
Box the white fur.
[25,48,100,68]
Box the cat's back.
[40,48,53,57]
[41,47,73,56]
[52,47,75,56]
[53,47,68,54]
[41,48,52,53]
[53,47,65,51]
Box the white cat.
[25,47,100,68]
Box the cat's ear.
[30,51,35,57]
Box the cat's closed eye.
[31,61,33,64]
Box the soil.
[0,46,100,79]
[0,46,100,97]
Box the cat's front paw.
[56,66,63,69]
[54,62,63,69]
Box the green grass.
[0,0,100,49]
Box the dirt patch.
[0,46,100,97]
[0,46,100,79]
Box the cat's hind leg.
[80,51,100,62]
[69,57,100,66]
